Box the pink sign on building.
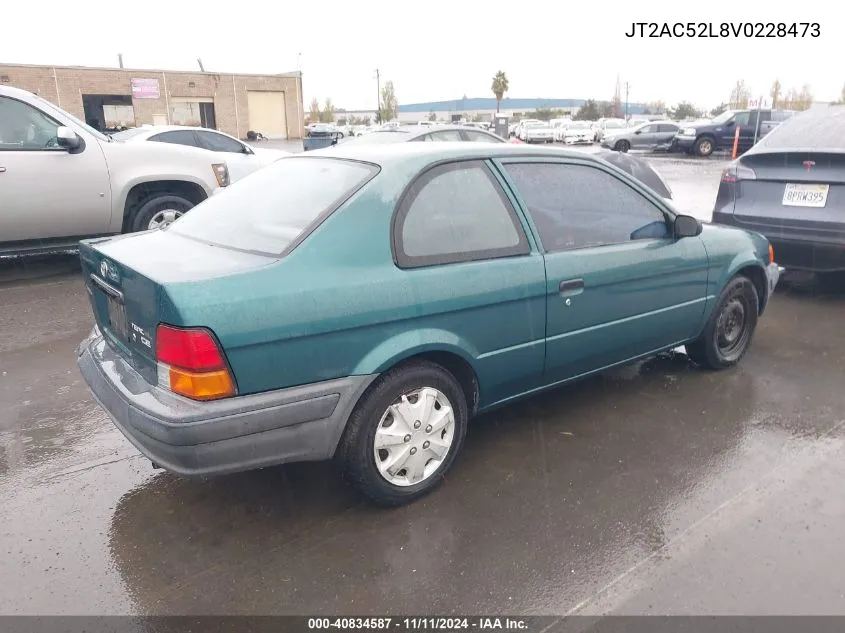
[131,78,160,99]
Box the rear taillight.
[721,162,757,183]
[155,324,236,401]
[769,243,775,265]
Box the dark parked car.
[338,125,505,144]
[78,143,780,506]
[712,105,845,274]
[675,109,795,157]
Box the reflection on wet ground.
[3,190,845,615]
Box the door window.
[640,124,658,134]
[196,130,245,153]
[0,96,60,150]
[148,130,201,147]
[503,162,670,252]
[394,160,529,267]
[658,124,679,133]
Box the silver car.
[600,121,681,153]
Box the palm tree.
[491,71,509,113]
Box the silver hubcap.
[147,209,183,230]
[373,387,455,487]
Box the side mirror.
[634,130,641,135]
[56,126,81,150]
[674,214,702,238]
[725,120,735,127]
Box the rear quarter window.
[169,157,378,256]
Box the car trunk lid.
[79,230,276,384]
[732,151,845,241]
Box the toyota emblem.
[803,160,815,171]
[100,261,109,278]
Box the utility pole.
[625,81,630,121]
[375,68,381,124]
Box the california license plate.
[782,183,829,207]
[106,295,129,341]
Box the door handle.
[559,279,585,297]
[0,167,6,173]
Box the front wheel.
[339,360,468,506]
[130,194,195,232]
[686,275,759,369]
[694,136,715,157]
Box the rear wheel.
[615,139,631,152]
[339,360,468,506]
[694,136,715,157]
[130,194,194,232]
[686,276,759,369]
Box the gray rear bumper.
[76,329,376,476]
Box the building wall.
[0,64,304,139]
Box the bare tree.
[320,98,335,123]
[309,98,320,125]
[379,81,398,122]
[797,84,814,110]
[770,79,782,108]
[729,79,751,109]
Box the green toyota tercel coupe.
[77,143,781,506]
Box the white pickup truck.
[0,85,230,256]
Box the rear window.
[169,157,378,256]
[753,107,845,151]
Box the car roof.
[312,140,593,167]
[748,104,845,153]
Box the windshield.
[30,93,111,141]
[605,120,625,129]
[569,122,590,129]
[110,128,148,141]
[525,122,545,128]
[169,157,378,256]
[711,110,736,124]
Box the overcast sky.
[2,0,839,111]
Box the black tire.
[686,276,759,370]
[615,139,631,152]
[339,360,468,506]
[129,194,195,233]
[693,136,715,157]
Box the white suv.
[0,86,230,256]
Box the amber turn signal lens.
[168,367,235,401]
[768,244,775,265]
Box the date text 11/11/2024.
[625,22,820,38]
[308,618,529,630]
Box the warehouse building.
[397,97,648,122]
[0,63,304,140]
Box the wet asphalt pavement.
[2,153,845,616]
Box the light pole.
[375,69,381,124]
[625,82,630,121]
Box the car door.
[655,123,679,149]
[631,124,658,149]
[392,159,547,407]
[497,158,709,384]
[0,95,110,243]
[194,130,256,181]
[734,111,760,151]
